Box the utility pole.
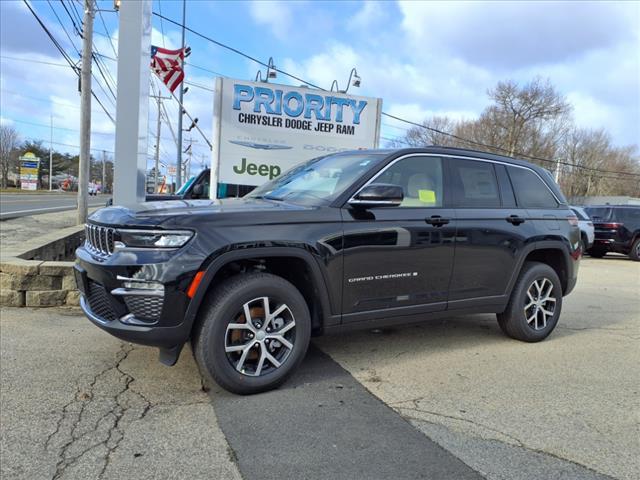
[49,114,53,191]
[175,0,186,190]
[102,150,106,193]
[182,135,197,180]
[554,159,562,183]
[77,0,94,224]
[150,92,170,192]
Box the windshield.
[247,152,387,206]
[176,175,196,195]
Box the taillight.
[598,222,623,229]
[566,215,579,226]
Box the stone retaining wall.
[0,225,84,307]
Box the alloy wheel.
[225,297,296,377]
[524,278,556,331]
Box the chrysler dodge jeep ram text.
[75,147,581,394]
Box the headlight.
[115,229,193,249]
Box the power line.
[184,80,215,92]
[96,3,118,57]
[60,0,82,36]
[22,0,115,123]
[1,88,115,116]
[381,112,640,178]
[157,0,166,48]
[13,118,115,137]
[0,55,69,68]
[151,10,639,180]
[46,0,81,54]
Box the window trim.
[345,153,562,208]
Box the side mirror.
[349,183,403,208]
[191,184,204,198]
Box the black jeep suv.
[584,205,640,261]
[75,147,581,394]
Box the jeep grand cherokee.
[75,147,581,394]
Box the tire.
[193,273,311,395]
[497,262,562,342]
[579,234,587,254]
[587,248,606,258]
[630,238,640,261]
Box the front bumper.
[75,244,203,349]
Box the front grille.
[85,224,115,256]
[124,296,164,322]
[87,280,117,322]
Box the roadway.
[0,192,106,220]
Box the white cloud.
[249,1,293,41]
[398,0,639,68]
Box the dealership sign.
[211,77,382,189]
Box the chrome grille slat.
[85,224,116,257]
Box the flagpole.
[176,0,186,189]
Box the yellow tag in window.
[418,189,436,204]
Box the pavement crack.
[396,405,526,447]
[48,342,152,480]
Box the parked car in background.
[570,206,594,251]
[88,183,99,196]
[584,205,640,261]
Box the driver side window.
[375,156,443,207]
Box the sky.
[1,0,638,177]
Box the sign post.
[210,78,382,198]
[19,152,40,191]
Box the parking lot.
[1,256,638,480]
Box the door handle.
[506,215,526,225]
[426,215,450,227]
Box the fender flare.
[505,240,572,296]
[182,246,335,336]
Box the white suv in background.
[571,206,594,251]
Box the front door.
[340,155,456,321]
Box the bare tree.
[0,125,20,189]
[486,77,572,158]
[387,116,459,148]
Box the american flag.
[150,45,186,93]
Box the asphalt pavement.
[1,257,638,479]
[0,193,106,220]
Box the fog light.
[121,279,164,292]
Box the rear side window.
[508,167,558,208]
[449,159,501,208]
[584,207,611,221]
[615,208,640,226]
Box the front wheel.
[497,262,562,342]
[193,273,311,395]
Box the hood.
[88,197,312,228]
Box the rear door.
[447,158,537,307]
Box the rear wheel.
[497,262,562,342]
[630,238,640,261]
[193,273,311,395]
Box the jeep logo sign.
[211,77,382,191]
